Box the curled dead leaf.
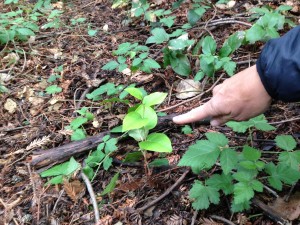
[4,98,17,114]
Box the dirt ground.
[1,0,300,224]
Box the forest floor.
[1,0,300,224]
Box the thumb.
[173,100,217,124]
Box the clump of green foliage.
[179,115,300,211]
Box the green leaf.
[275,135,297,151]
[45,85,62,94]
[128,128,148,142]
[149,158,169,167]
[246,24,265,44]
[103,156,113,170]
[142,92,167,106]
[143,58,161,69]
[104,138,118,154]
[102,60,119,70]
[40,157,80,177]
[223,60,236,76]
[231,201,251,212]
[135,105,157,130]
[194,71,205,81]
[220,148,238,174]
[189,180,220,210]
[139,133,172,153]
[101,173,119,195]
[160,16,176,28]
[187,7,206,26]
[276,5,292,13]
[178,140,220,173]
[265,163,300,190]
[205,132,228,147]
[202,36,217,55]
[181,125,193,134]
[278,151,300,171]
[113,42,132,55]
[125,87,144,100]
[70,117,88,130]
[124,151,143,163]
[71,128,86,141]
[83,166,94,180]
[233,182,254,204]
[88,29,98,36]
[170,53,191,76]
[146,28,169,44]
[206,173,234,195]
[122,112,149,132]
[226,121,252,133]
[242,146,261,161]
[16,27,35,36]
[132,57,143,67]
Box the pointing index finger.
[172,101,216,124]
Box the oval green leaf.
[122,111,149,132]
[139,133,172,152]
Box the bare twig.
[191,210,199,225]
[81,171,100,223]
[263,185,279,198]
[137,169,190,212]
[210,215,236,225]
[269,117,300,125]
[51,190,65,214]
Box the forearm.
[256,25,300,102]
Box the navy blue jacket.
[256,25,300,102]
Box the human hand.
[173,65,272,126]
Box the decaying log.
[29,114,210,168]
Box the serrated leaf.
[275,135,296,151]
[113,42,132,55]
[122,111,149,132]
[83,166,94,180]
[206,173,234,195]
[102,60,119,70]
[132,57,143,67]
[265,163,300,190]
[278,151,300,171]
[104,138,118,154]
[231,201,251,212]
[16,27,35,36]
[139,133,172,153]
[135,105,157,130]
[189,180,220,210]
[146,28,169,44]
[226,120,252,133]
[205,132,228,147]
[242,146,261,161]
[142,92,167,106]
[181,125,193,134]
[45,85,62,94]
[233,182,254,204]
[46,175,63,185]
[170,53,191,76]
[143,58,161,69]
[125,87,144,100]
[178,140,220,173]
[101,173,119,195]
[88,29,98,36]
[220,148,238,174]
[103,156,113,170]
[71,128,86,141]
[187,7,206,26]
[160,16,176,28]
[202,36,216,55]
[70,117,88,130]
[223,60,236,76]
[246,24,265,43]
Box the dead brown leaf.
[63,180,86,203]
[269,192,300,220]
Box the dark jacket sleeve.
[256,25,300,102]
